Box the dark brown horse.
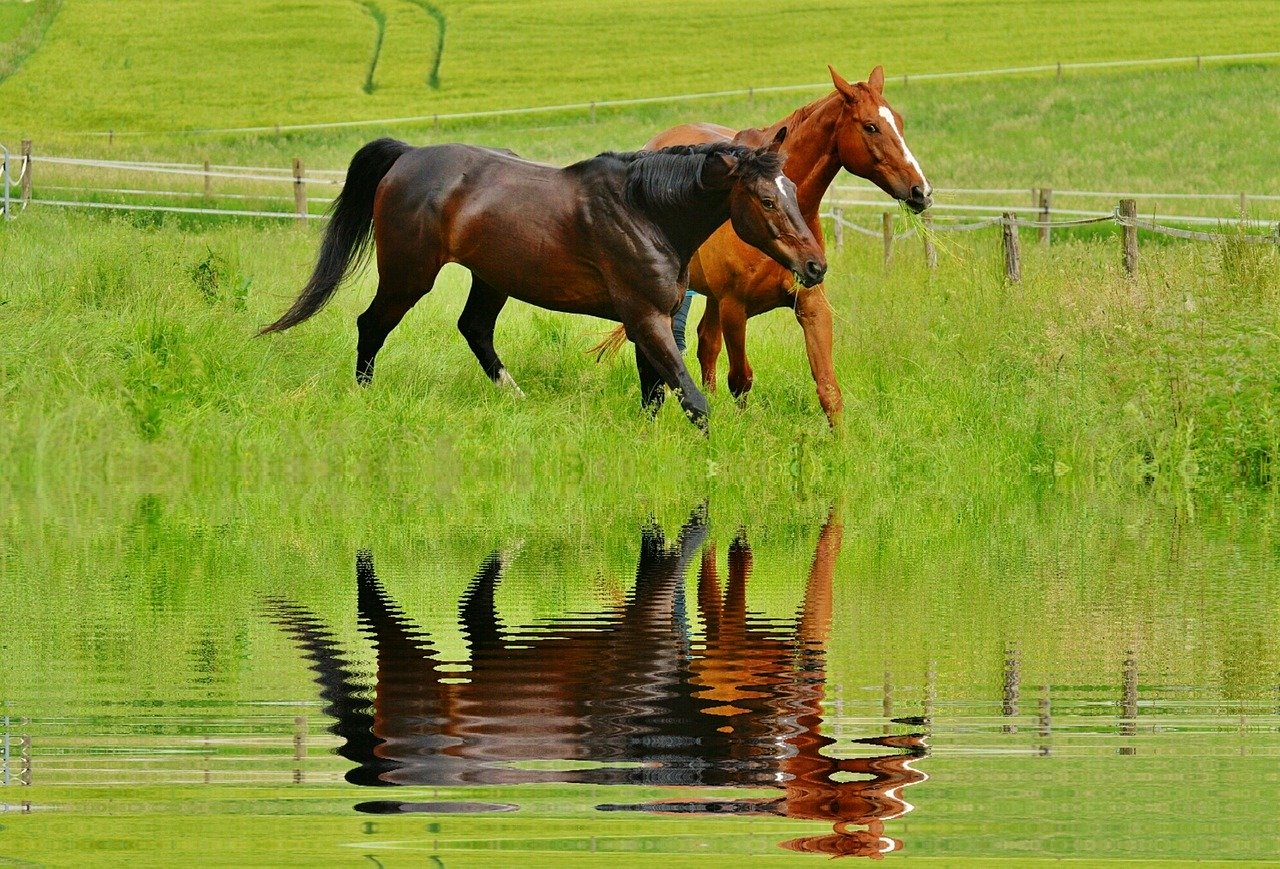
[595,67,931,426]
[259,134,826,427]
[269,510,930,858]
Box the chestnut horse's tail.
[259,138,413,334]
[588,324,630,362]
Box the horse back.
[644,122,737,150]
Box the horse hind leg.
[457,276,523,396]
[356,255,439,385]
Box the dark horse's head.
[701,132,828,287]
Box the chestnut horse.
[260,134,825,428]
[595,66,931,426]
[270,509,930,857]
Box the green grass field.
[4,203,1278,519]
[2,1,1278,511]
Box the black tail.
[258,138,413,334]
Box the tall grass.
[2,209,1277,522]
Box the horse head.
[830,65,932,213]
[702,133,828,287]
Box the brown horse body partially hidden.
[260,134,825,428]
[598,66,931,426]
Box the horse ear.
[867,65,885,96]
[768,126,787,151]
[702,152,739,188]
[829,65,860,102]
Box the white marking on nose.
[878,106,930,196]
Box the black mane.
[574,143,784,212]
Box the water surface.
[2,501,1278,866]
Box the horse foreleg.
[696,295,723,392]
[634,345,667,414]
[626,312,709,429]
[719,298,754,406]
[458,277,522,396]
[794,283,844,427]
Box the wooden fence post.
[203,160,212,199]
[923,213,937,269]
[832,205,843,249]
[1120,650,1138,751]
[1038,187,1053,246]
[292,158,307,223]
[1120,198,1138,275]
[882,669,894,732]
[881,212,893,266]
[1003,644,1021,735]
[1038,683,1052,749]
[590,101,596,124]
[20,140,31,206]
[1239,192,1248,221]
[1002,212,1021,282]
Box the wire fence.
[5,146,1280,263]
[824,204,1279,285]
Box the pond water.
[2,500,1278,866]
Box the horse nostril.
[805,260,826,283]
[910,185,926,201]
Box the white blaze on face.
[878,105,931,196]
[774,174,796,207]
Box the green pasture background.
[2,0,1279,136]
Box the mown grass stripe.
[405,0,446,90]
[356,0,387,95]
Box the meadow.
[3,2,1279,520]
[4,193,1278,526]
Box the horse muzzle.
[905,184,932,214]
[797,258,827,288]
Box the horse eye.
[864,123,879,134]
[762,199,776,210]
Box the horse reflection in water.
[270,510,928,859]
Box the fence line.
[22,150,1280,217]
[12,145,1280,241]
[27,199,318,220]
[826,200,1278,282]
[52,50,1280,138]
[834,183,1280,204]
[34,155,340,186]
[828,209,1278,241]
[826,198,1278,229]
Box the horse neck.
[649,192,732,264]
[758,92,845,217]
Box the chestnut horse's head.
[703,130,828,287]
[829,65,932,213]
